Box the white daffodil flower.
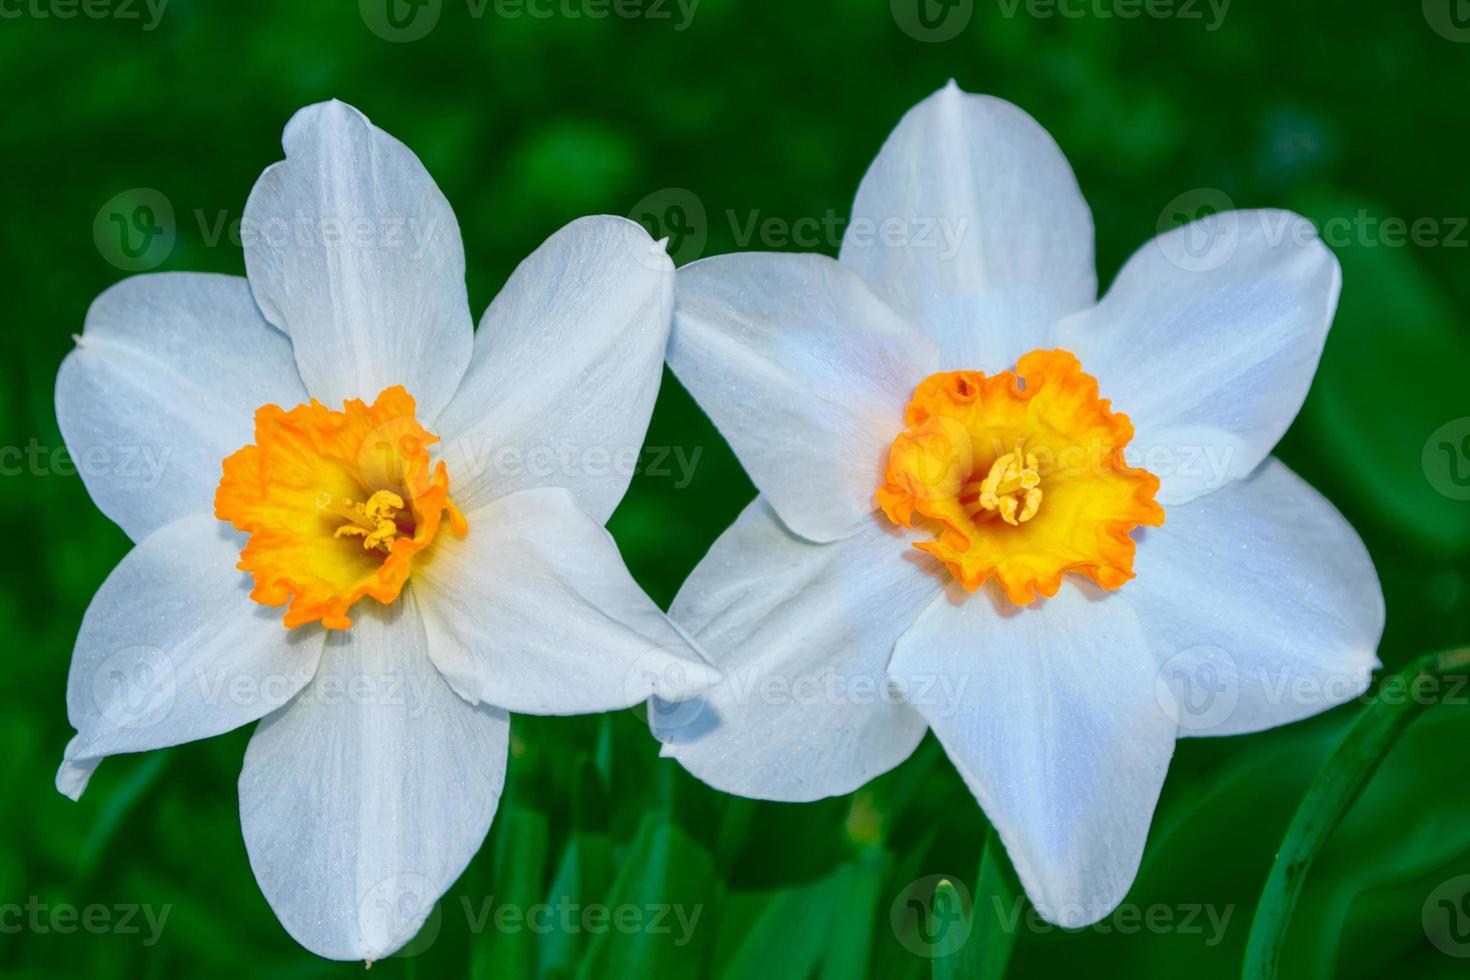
[55,100,717,962]
[654,82,1384,927]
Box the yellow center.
[974,439,1043,526]
[877,349,1163,605]
[214,386,467,630]
[329,489,408,552]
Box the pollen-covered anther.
[971,440,1043,526]
[329,490,408,553]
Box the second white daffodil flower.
[56,100,716,961]
[655,82,1384,927]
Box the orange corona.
[878,349,1163,605]
[215,386,467,630]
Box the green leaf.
[472,805,549,980]
[870,827,942,980]
[818,848,890,980]
[1242,647,1470,979]
[538,764,611,980]
[711,849,888,980]
[930,880,978,980]
[716,868,842,980]
[75,751,168,881]
[539,824,614,977]
[972,826,1022,980]
[1292,194,1470,554]
[576,815,717,980]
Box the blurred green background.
[3,0,1469,977]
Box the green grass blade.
[575,815,717,980]
[75,751,168,881]
[472,805,549,980]
[929,879,977,980]
[817,848,889,980]
[1242,647,1470,979]
[972,826,1021,980]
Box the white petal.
[56,273,307,543]
[239,592,508,962]
[839,81,1096,370]
[657,499,941,802]
[242,100,473,421]
[413,487,718,715]
[56,513,324,800]
[889,586,1175,927]
[669,252,937,543]
[1055,210,1341,505]
[1127,458,1383,737]
[432,216,675,523]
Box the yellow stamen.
[974,439,1043,526]
[329,491,406,553]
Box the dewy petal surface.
[56,273,309,543]
[840,81,1096,371]
[243,100,473,422]
[238,591,508,962]
[433,216,675,524]
[657,498,942,802]
[669,252,938,543]
[57,514,325,799]
[1126,458,1383,737]
[1054,210,1341,505]
[889,585,1174,927]
[413,487,719,715]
